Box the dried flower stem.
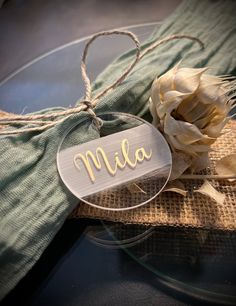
[180,174,236,180]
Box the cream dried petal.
[174,67,207,94]
[149,97,160,127]
[168,135,211,154]
[210,113,228,125]
[163,90,189,103]
[189,142,213,153]
[170,152,192,180]
[163,180,187,196]
[203,117,229,137]
[198,74,228,108]
[200,74,223,84]
[215,154,236,182]
[190,153,210,172]
[197,80,221,103]
[194,111,216,129]
[156,91,189,118]
[215,86,229,109]
[159,64,179,94]
[151,78,162,104]
[194,136,216,146]
[156,98,182,119]
[176,134,207,146]
[194,180,226,205]
[164,114,206,144]
[167,135,198,155]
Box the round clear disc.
[57,112,172,211]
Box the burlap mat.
[71,120,236,231]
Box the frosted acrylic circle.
[57,112,172,211]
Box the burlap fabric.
[71,120,236,231]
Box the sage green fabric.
[0,0,236,300]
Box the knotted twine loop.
[79,30,140,130]
[0,32,204,135]
[80,100,103,130]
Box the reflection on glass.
[87,221,236,305]
[86,221,154,249]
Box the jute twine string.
[0,31,204,135]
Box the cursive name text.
[73,138,152,183]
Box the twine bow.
[0,31,203,136]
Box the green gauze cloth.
[0,0,236,300]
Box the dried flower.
[149,64,235,175]
[215,153,236,182]
[194,180,225,205]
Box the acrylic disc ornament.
[57,112,172,211]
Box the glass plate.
[1,22,236,305]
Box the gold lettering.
[74,151,101,183]
[114,152,126,171]
[121,139,136,168]
[74,139,152,183]
[135,147,152,162]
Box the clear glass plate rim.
[0,22,161,87]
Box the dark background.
[0,0,180,80]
